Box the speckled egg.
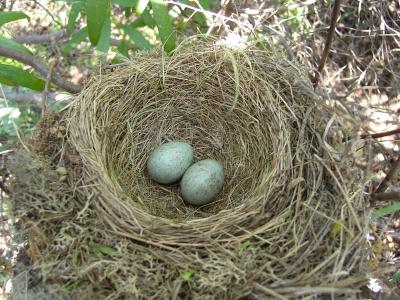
[180,159,224,206]
[147,141,193,184]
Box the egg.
[147,141,193,184]
[180,159,224,206]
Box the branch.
[361,128,400,139]
[0,91,70,104]
[14,30,122,46]
[372,192,400,202]
[312,0,342,87]
[13,30,66,44]
[376,157,400,194]
[0,45,82,94]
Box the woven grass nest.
[12,37,370,299]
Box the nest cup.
[46,36,369,298]
[68,38,317,222]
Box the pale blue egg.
[147,142,193,184]
[180,159,224,206]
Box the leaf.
[0,64,44,91]
[86,0,110,46]
[372,202,400,219]
[141,7,155,27]
[0,36,32,56]
[131,18,145,28]
[123,26,152,50]
[389,271,400,284]
[62,27,88,56]
[117,39,130,57]
[179,270,193,281]
[239,240,251,251]
[328,219,346,240]
[135,0,150,15]
[0,11,30,27]
[67,1,84,36]
[63,279,81,292]
[150,0,175,53]
[89,244,115,255]
[112,0,137,6]
[96,15,111,52]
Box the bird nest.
[10,37,370,299]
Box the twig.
[33,0,63,27]
[372,192,400,202]
[14,30,122,47]
[361,128,400,139]
[375,157,400,194]
[0,91,68,104]
[0,45,82,94]
[312,0,342,87]
[42,59,57,115]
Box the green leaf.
[328,219,346,240]
[62,27,88,56]
[117,39,130,57]
[0,64,44,91]
[372,202,400,219]
[239,240,251,251]
[123,26,152,50]
[0,36,32,56]
[86,0,110,46]
[131,18,145,28]
[89,244,115,255]
[179,270,194,281]
[63,279,81,292]
[150,0,175,53]
[389,271,400,284]
[112,0,137,6]
[135,0,149,14]
[96,15,111,52]
[141,8,155,27]
[0,11,30,27]
[67,1,84,36]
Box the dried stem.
[361,128,400,139]
[376,157,400,194]
[312,0,342,87]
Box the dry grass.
[10,36,370,299]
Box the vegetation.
[0,0,399,298]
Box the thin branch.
[312,0,342,87]
[372,192,400,202]
[42,59,57,115]
[0,45,82,94]
[361,128,400,139]
[0,91,70,104]
[14,30,122,46]
[33,0,63,27]
[376,157,400,194]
